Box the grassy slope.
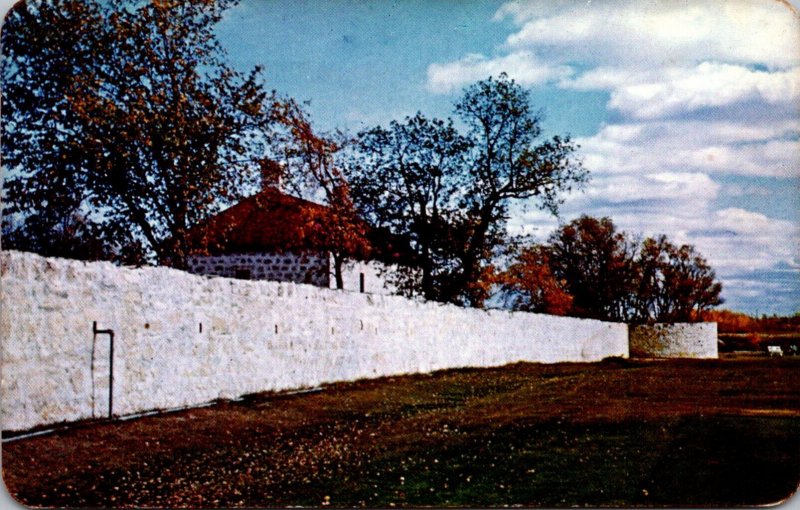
[3,357,800,507]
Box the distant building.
[185,188,410,295]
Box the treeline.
[702,310,800,334]
[2,0,724,321]
[497,216,723,323]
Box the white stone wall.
[336,259,400,296]
[629,322,718,359]
[187,252,329,286]
[1,251,629,432]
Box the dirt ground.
[3,356,800,507]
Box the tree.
[634,236,723,322]
[349,74,586,305]
[270,101,371,289]
[1,0,104,257]
[547,216,638,321]
[349,114,470,300]
[545,216,723,322]
[2,0,274,267]
[497,244,573,315]
[452,73,587,306]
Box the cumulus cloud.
[564,63,800,119]
[426,51,573,94]
[576,121,800,178]
[432,0,800,313]
[582,172,721,205]
[496,0,800,69]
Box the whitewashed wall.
[629,323,718,358]
[336,259,400,296]
[1,251,631,431]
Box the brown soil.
[3,356,800,507]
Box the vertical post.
[108,330,114,418]
[92,321,115,419]
[359,272,365,293]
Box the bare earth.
[3,356,799,507]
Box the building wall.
[187,253,398,296]
[1,251,631,431]
[187,252,329,286]
[629,323,718,359]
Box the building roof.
[187,188,414,265]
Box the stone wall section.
[187,253,399,296]
[1,251,633,431]
[187,252,329,286]
[629,323,718,358]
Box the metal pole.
[92,322,115,419]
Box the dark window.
[235,268,251,280]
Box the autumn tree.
[1,0,105,257]
[543,216,722,322]
[634,235,723,322]
[546,216,638,320]
[497,244,573,315]
[270,101,370,289]
[2,0,274,267]
[350,74,586,305]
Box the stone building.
[185,188,408,295]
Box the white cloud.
[426,51,573,94]
[564,63,800,119]
[576,120,800,178]
[583,172,721,204]
[497,0,800,69]
[438,0,800,313]
[695,208,800,272]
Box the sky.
[1,0,798,315]
[215,0,799,315]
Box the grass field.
[3,356,799,507]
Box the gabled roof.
[188,188,329,256]
[187,188,415,265]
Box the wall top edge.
[0,250,713,330]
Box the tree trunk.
[333,253,344,290]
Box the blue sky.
[1,0,796,315]
[215,0,800,315]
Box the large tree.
[547,216,639,321]
[2,0,274,267]
[349,114,470,300]
[452,73,586,306]
[529,215,722,322]
[634,235,723,322]
[350,74,586,305]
